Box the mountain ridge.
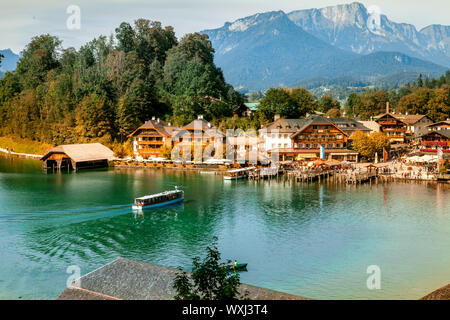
[201,2,450,91]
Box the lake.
[0,155,449,300]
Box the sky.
[1,0,450,53]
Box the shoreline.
[1,152,448,183]
[0,147,42,160]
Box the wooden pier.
[286,170,334,183]
[249,167,279,180]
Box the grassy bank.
[0,136,53,155]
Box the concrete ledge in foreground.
[57,257,310,300]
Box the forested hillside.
[0,19,244,146]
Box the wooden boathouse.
[40,143,114,171]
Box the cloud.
[0,0,449,53]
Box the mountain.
[202,11,357,90]
[314,51,446,81]
[287,2,450,68]
[201,2,450,91]
[0,49,20,76]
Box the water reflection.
[0,156,449,300]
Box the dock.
[0,147,42,160]
[248,167,279,180]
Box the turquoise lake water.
[0,155,449,300]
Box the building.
[41,143,114,171]
[331,118,371,136]
[289,115,358,162]
[358,121,380,134]
[419,131,450,154]
[426,120,450,132]
[261,115,359,162]
[258,115,305,153]
[235,102,260,117]
[374,113,408,144]
[172,115,225,160]
[396,114,433,138]
[128,118,179,159]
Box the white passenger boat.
[132,187,184,211]
[223,167,256,180]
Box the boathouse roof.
[57,257,310,300]
[40,143,114,163]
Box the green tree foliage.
[318,94,340,114]
[0,19,243,146]
[346,72,450,121]
[173,237,247,300]
[16,35,61,89]
[258,88,316,122]
[75,93,114,142]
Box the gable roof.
[331,118,371,132]
[396,114,431,125]
[426,120,450,128]
[262,118,309,134]
[41,143,114,162]
[420,130,450,139]
[244,102,260,111]
[375,113,408,125]
[128,119,179,137]
[290,115,348,138]
[174,119,225,138]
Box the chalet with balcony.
[128,118,179,158]
[262,115,359,162]
[419,131,450,154]
[374,113,408,144]
[426,120,450,133]
[289,115,358,162]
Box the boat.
[223,167,255,180]
[132,187,184,211]
[222,263,248,272]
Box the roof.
[358,121,380,132]
[331,118,371,132]
[128,119,179,137]
[174,119,225,138]
[41,143,114,162]
[421,283,450,300]
[261,119,308,134]
[290,115,348,139]
[374,113,408,125]
[57,257,310,300]
[397,114,430,125]
[244,102,260,111]
[420,130,450,139]
[261,115,352,137]
[426,120,450,128]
